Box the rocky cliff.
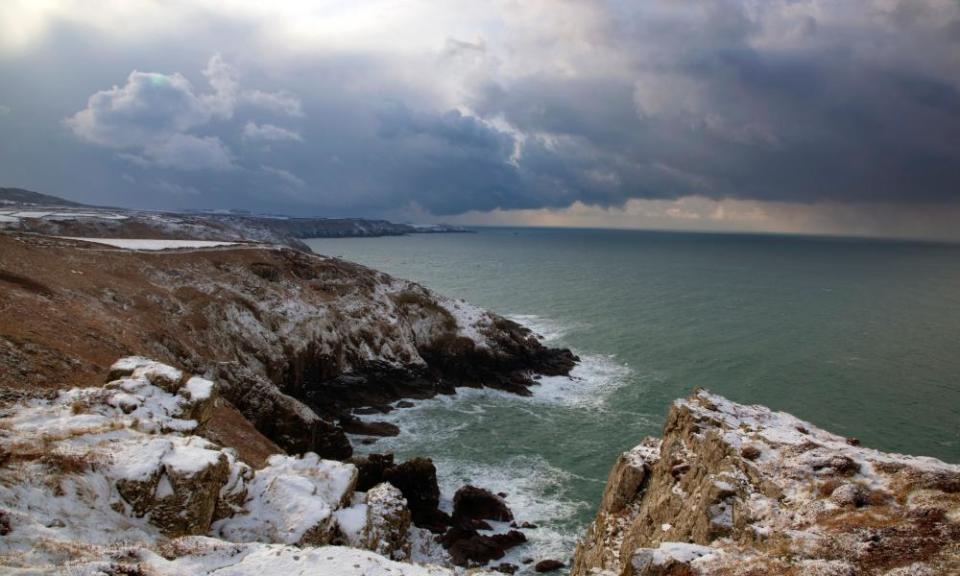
[571,390,960,576]
[0,233,574,463]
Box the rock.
[396,400,415,408]
[570,390,960,576]
[349,453,396,491]
[493,562,518,574]
[364,482,412,561]
[113,437,232,537]
[441,528,527,567]
[214,453,357,546]
[452,485,514,522]
[382,457,449,532]
[534,559,565,572]
[177,376,217,428]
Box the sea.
[305,227,960,567]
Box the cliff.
[571,390,960,576]
[0,233,574,463]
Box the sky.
[1,1,960,240]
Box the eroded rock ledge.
[571,390,960,576]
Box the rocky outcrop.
[571,390,960,576]
[0,358,502,574]
[0,233,575,461]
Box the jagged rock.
[571,390,960,576]
[382,457,450,532]
[349,453,397,491]
[364,482,412,561]
[453,485,514,522]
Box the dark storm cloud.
[2,1,960,218]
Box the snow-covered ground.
[59,237,241,250]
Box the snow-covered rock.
[213,453,357,546]
[0,357,475,574]
[364,482,413,561]
[571,390,960,576]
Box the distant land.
[0,187,472,251]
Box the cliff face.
[0,233,573,461]
[572,390,960,576]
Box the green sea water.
[305,228,960,566]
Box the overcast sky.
[2,1,960,239]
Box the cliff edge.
[571,390,959,576]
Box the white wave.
[530,353,631,409]
[507,313,573,343]
[435,456,588,569]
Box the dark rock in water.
[497,491,508,498]
[493,563,518,574]
[535,559,565,572]
[360,437,377,445]
[339,416,400,437]
[522,557,534,564]
[441,527,527,566]
[453,485,514,522]
[396,400,415,408]
[520,521,538,529]
[382,457,449,532]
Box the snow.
[141,541,481,576]
[335,503,369,546]
[214,453,357,545]
[653,542,716,565]
[438,296,493,346]
[183,375,215,401]
[1,356,488,575]
[59,237,241,250]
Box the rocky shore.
[2,221,958,575]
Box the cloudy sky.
[2,1,960,239]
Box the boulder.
[364,482,412,561]
[113,436,231,537]
[382,457,449,531]
[453,485,514,522]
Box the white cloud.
[242,122,303,143]
[65,55,302,171]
